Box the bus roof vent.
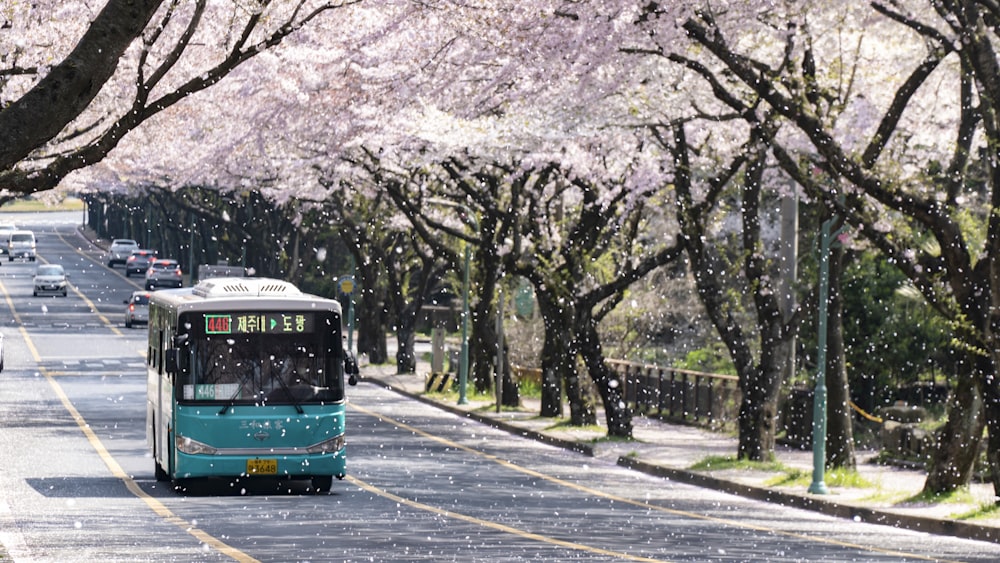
[191,277,303,298]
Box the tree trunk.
[536,296,570,417]
[356,263,389,365]
[565,363,597,426]
[924,369,984,494]
[580,321,632,437]
[737,365,778,461]
[395,319,417,374]
[501,358,520,407]
[982,376,1000,500]
[826,244,855,469]
[472,297,497,395]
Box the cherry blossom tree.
[634,0,1000,495]
[41,1,882,457]
[0,0,356,199]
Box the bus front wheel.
[152,427,169,481]
[154,460,169,482]
[312,476,333,493]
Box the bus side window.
[155,329,167,375]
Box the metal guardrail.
[607,360,740,427]
[512,361,741,428]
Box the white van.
[7,230,36,261]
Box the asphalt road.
[1,214,1000,562]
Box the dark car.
[125,249,157,277]
[144,258,183,290]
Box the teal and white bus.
[146,277,358,492]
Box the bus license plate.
[247,458,277,475]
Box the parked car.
[125,249,157,277]
[123,291,151,328]
[33,264,69,297]
[144,258,183,290]
[7,230,36,261]
[0,223,16,258]
[106,239,139,267]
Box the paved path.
[360,361,1000,545]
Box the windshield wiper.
[218,369,257,415]
[270,371,305,414]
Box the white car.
[124,291,151,328]
[7,230,35,261]
[0,223,16,259]
[33,264,69,297]
[106,239,140,267]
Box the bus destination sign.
[204,312,315,335]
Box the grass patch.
[902,487,975,506]
[588,434,638,445]
[691,456,875,490]
[826,467,875,488]
[544,419,603,433]
[473,403,528,414]
[858,489,910,504]
[766,468,809,487]
[766,467,874,488]
[423,389,459,402]
[516,377,542,399]
[1,197,84,212]
[689,455,788,473]
[953,502,1000,521]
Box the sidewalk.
[359,361,1000,545]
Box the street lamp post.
[458,240,471,405]
[809,211,840,495]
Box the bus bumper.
[173,449,346,480]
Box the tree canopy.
[9,0,1000,497]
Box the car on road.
[0,223,16,259]
[144,258,183,290]
[124,249,157,277]
[0,332,4,372]
[123,291,151,328]
[33,264,69,297]
[7,230,36,261]
[106,239,139,267]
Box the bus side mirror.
[345,353,359,386]
[165,348,188,375]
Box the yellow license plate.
[247,458,277,475]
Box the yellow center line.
[49,228,128,335]
[349,402,959,563]
[0,276,259,563]
[346,475,666,562]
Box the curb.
[360,374,594,456]
[363,374,1000,545]
[617,457,1000,545]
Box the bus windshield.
[181,333,344,405]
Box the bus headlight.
[176,435,217,455]
[306,433,345,454]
